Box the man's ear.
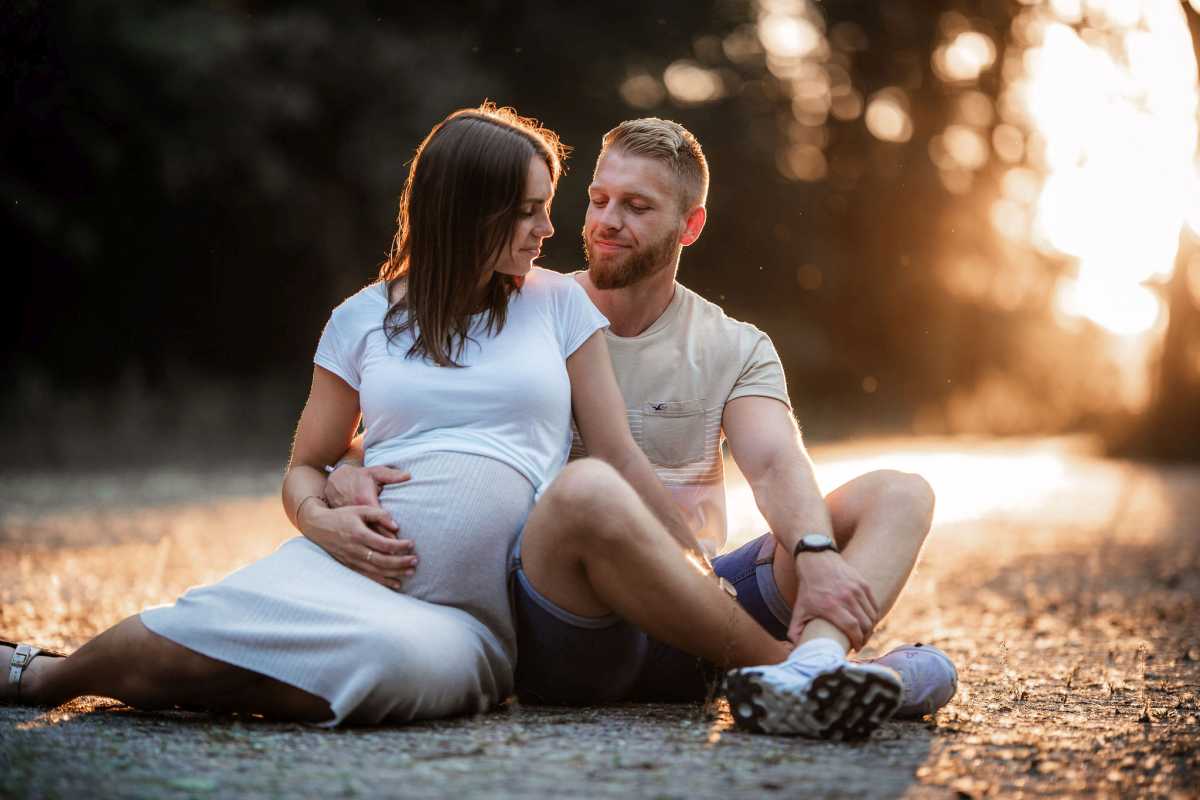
[680,205,707,247]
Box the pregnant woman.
[2,103,696,724]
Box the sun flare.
[1003,0,1199,337]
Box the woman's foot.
[2,640,65,704]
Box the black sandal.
[3,638,67,703]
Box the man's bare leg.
[770,469,936,649]
[719,471,933,736]
[520,458,791,669]
[6,616,333,722]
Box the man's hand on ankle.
[788,551,879,651]
[324,464,410,509]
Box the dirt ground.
[1,437,1197,799]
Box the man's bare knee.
[536,458,641,546]
[876,470,935,533]
[519,458,645,617]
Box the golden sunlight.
[1001,0,1199,337]
[722,437,1144,546]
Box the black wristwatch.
[793,533,839,558]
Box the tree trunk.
[1128,3,1200,460]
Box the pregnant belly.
[376,452,534,632]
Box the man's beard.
[583,226,680,290]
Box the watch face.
[802,533,832,548]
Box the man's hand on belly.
[325,464,410,509]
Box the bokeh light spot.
[956,90,995,127]
[943,124,990,170]
[865,88,912,143]
[758,13,822,60]
[722,25,764,64]
[991,199,1029,240]
[796,263,823,290]
[830,89,864,121]
[619,73,665,109]
[992,123,1026,163]
[934,30,997,83]
[778,143,828,181]
[663,60,724,105]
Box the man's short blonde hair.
[599,117,709,211]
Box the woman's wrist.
[296,495,332,533]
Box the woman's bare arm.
[282,366,416,587]
[565,331,706,563]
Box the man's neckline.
[572,271,683,339]
[607,283,683,341]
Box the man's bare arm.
[722,396,878,648]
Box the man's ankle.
[789,637,847,661]
[796,620,851,653]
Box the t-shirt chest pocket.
[640,399,706,467]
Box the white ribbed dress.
[141,269,608,725]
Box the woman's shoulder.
[328,281,389,326]
[521,266,587,303]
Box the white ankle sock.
[788,637,847,663]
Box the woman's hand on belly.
[301,503,419,590]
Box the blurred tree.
[1131,6,1200,461]
[5,0,1197,461]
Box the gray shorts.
[509,533,791,704]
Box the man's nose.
[595,203,622,232]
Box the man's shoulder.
[675,282,772,345]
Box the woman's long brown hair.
[379,103,566,367]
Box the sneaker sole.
[725,663,902,740]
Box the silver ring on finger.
[366,547,374,564]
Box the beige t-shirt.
[570,278,791,556]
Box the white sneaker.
[858,643,958,719]
[725,639,903,739]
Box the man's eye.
[630,205,649,213]
[590,198,607,207]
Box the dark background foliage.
[4,0,1198,467]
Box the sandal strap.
[8,644,42,697]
